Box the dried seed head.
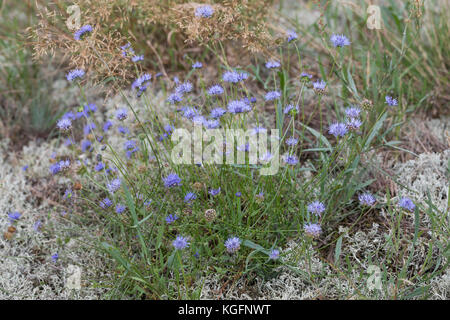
[183,208,193,216]
[192,182,204,191]
[204,208,217,222]
[361,99,373,111]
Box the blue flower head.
[195,5,214,18]
[225,237,241,253]
[307,201,326,216]
[385,96,398,106]
[304,223,322,238]
[66,69,85,82]
[359,193,376,206]
[172,235,190,250]
[74,25,93,40]
[330,34,351,47]
[399,197,415,212]
[207,85,224,96]
[164,173,182,188]
[192,61,203,69]
[328,123,348,137]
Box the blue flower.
[304,223,322,238]
[328,122,348,137]
[265,60,281,69]
[265,91,281,101]
[300,72,313,82]
[330,34,351,47]
[345,106,361,118]
[359,193,376,206]
[346,118,362,130]
[50,163,61,175]
[227,100,251,114]
[103,120,113,132]
[209,187,221,196]
[100,197,113,209]
[118,126,130,135]
[184,192,197,204]
[398,197,415,212]
[94,162,105,171]
[132,55,144,62]
[175,81,193,94]
[57,118,72,131]
[269,249,280,260]
[120,43,134,57]
[204,119,220,129]
[222,71,248,83]
[8,211,21,223]
[313,80,326,94]
[210,107,227,118]
[192,61,203,69]
[74,25,93,40]
[287,30,298,42]
[307,201,325,216]
[207,84,224,96]
[235,192,242,197]
[66,69,85,82]
[131,73,151,91]
[164,173,182,188]
[172,235,190,250]
[284,104,299,115]
[51,253,59,262]
[225,237,241,253]
[285,137,298,146]
[167,92,183,104]
[284,154,298,165]
[81,139,92,152]
[195,5,214,18]
[385,95,398,106]
[165,214,179,224]
[107,178,121,193]
[115,204,126,214]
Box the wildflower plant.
[39,1,448,299]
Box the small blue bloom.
[307,201,326,216]
[81,139,92,152]
[195,5,214,18]
[115,108,128,121]
[103,120,113,132]
[287,30,298,42]
[265,60,281,69]
[8,211,21,223]
[265,91,281,101]
[100,197,113,209]
[132,55,144,62]
[222,71,248,83]
[107,178,121,193]
[328,122,348,137]
[57,118,72,131]
[66,69,85,82]
[304,223,322,238]
[210,107,227,118]
[184,192,197,204]
[192,61,203,69]
[284,154,298,165]
[209,187,221,196]
[269,249,280,260]
[227,100,251,114]
[95,162,105,172]
[359,193,376,206]
[172,235,190,250]
[225,237,241,253]
[385,95,398,106]
[51,253,59,262]
[165,214,179,224]
[330,34,351,47]
[115,204,126,214]
[164,173,182,188]
[398,197,415,212]
[74,24,93,40]
[284,104,299,115]
[207,84,224,96]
